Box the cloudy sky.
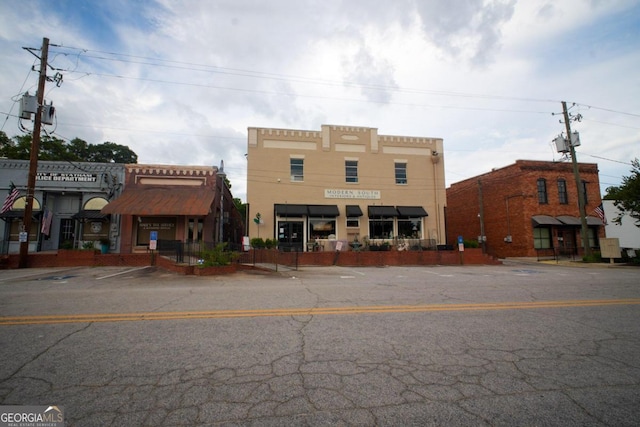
[1,0,638,202]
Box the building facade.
[101,164,243,253]
[603,200,640,251]
[1,159,124,254]
[247,124,446,251]
[446,160,605,259]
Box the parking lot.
[1,261,639,426]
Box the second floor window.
[346,160,358,183]
[557,179,568,204]
[582,180,588,204]
[537,178,548,204]
[395,162,407,184]
[290,158,304,181]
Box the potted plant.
[99,237,110,254]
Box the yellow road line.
[1,299,639,326]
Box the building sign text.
[324,189,381,199]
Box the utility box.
[20,93,38,119]
[41,104,55,125]
[554,135,569,153]
[570,131,581,147]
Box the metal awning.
[0,210,40,221]
[72,210,109,220]
[368,206,398,217]
[307,205,340,217]
[274,204,308,216]
[586,216,603,226]
[346,205,363,217]
[101,187,215,216]
[531,215,563,226]
[556,215,581,226]
[396,206,428,217]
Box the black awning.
[274,204,308,216]
[556,215,581,226]
[346,205,363,217]
[308,205,340,217]
[72,210,109,220]
[396,206,428,217]
[531,215,563,227]
[368,206,398,217]
[0,210,40,221]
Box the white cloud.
[0,0,638,203]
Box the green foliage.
[199,243,239,267]
[250,237,265,248]
[582,251,602,263]
[464,239,479,248]
[605,158,640,227]
[82,241,96,250]
[265,238,278,249]
[0,131,138,163]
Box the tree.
[604,158,640,227]
[0,132,138,163]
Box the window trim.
[290,157,304,182]
[395,161,407,185]
[557,178,568,204]
[345,159,358,184]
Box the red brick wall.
[446,160,604,258]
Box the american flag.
[593,203,607,225]
[1,184,20,214]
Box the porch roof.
[101,186,214,216]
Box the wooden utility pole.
[562,101,591,257]
[19,37,49,268]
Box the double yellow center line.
[1,299,639,326]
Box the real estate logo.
[0,405,64,427]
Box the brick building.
[101,164,243,253]
[446,160,605,258]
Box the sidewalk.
[504,257,637,269]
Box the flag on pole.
[41,208,53,236]
[1,184,20,214]
[593,203,607,225]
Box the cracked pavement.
[0,262,639,426]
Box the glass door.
[277,221,304,252]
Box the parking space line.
[95,266,151,280]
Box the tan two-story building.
[247,124,446,251]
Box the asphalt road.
[0,261,639,426]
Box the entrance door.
[58,218,75,249]
[278,221,304,252]
[557,229,576,257]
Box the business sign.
[324,189,381,199]
[37,172,97,182]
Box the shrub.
[199,243,239,267]
[250,237,265,248]
[464,240,479,248]
[265,238,278,249]
[582,251,602,263]
[82,241,95,250]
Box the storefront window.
[533,227,551,249]
[397,218,422,238]
[369,219,394,239]
[309,218,336,239]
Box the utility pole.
[562,101,591,257]
[19,37,49,268]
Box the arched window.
[83,197,109,211]
[12,196,41,210]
